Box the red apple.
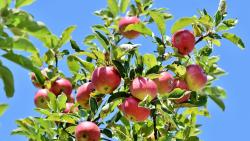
[186,65,207,91]
[119,16,140,39]
[50,78,72,96]
[130,77,157,101]
[75,121,100,141]
[63,103,78,113]
[91,66,121,94]
[119,97,150,122]
[76,82,95,108]
[34,89,49,109]
[154,72,174,95]
[173,79,190,103]
[172,30,195,55]
[30,68,49,88]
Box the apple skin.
[130,77,157,101]
[34,89,49,109]
[75,121,100,141]
[119,16,140,39]
[186,64,207,91]
[63,103,78,113]
[154,72,174,95]
[50,78,72,96]
[91,66,121,94]
[173,79,190,103]
[76,82,95,109]
[119,97,150,122]
[172,30,195,55]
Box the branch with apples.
[0,0,245,140]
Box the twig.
[195,32,211,45]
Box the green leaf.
[171,17,197,34]
[95,31,109,51]
[2,52,45,84]
[57,94,67,111]
[125,22,152,36]
[69,55,95,73]
[112,60,126,78]
[13,37,38,54]
[15,0,36,8]
[143,54,157,69]
[70,40,82,52]
[0,0,11,9]
[57,25,76,48]
[90,98,98,114]
[222,32,245,49]
[102,128,113,138]
[67,55,81,74]
[120,0,130,13]
[0,104,8,116]
[204,86,227,98]
[209,95,225,111]
[0,63,14,97]
[107,0,119,16]
[149,11,166,35]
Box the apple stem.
[152,108,158,140]
[195,32,212,45]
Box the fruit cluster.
[30,16,209,141]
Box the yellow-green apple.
[119,97,150,122]
[63,103,78,113]
[186,64,207,91]
[119,16,140,39]
[76,82,95,108]
[50,78,72,96]
[75,121,100,141]
[173,79,190,103]
[91,66,121,94]
[154,72,174,95]
[172,30,195,55]
[130,77,157,101]
[34,89,49,109]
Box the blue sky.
[0,0,250,140]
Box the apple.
[130,77,157,101]
[34,89,49,109]
[119,97,150,122]
[76,82,95,108]
[186,64,207,91]
[50,78,72,96]
[173,79,190,103]
[119,16,140,39]
[63,103,78,113]
[172,30,195,55]
[154,72,174,95]
[75,121,100,141]
[30,68,49,88]
[91,66,121,94]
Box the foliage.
[0,0,245,140]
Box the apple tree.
[0,0,245,140]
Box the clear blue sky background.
[0,0,249,140]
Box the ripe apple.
[30,68,49,88]
[119,97,150,122]
[154,72,174,95]
[130,77,157,101]
[34,89,49,109]
[75,121,100,141]
[186,64,207,91]
[119,16,140,39]
[91,66,121,94]
[172,30,195,55]
[76,82,95,108]
[50,78,72,96]
[63,103,78,113]
[173,79,190,103]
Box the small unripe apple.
[50,78,72,96]
[119,97,150,122]
[119,16,140,39]
[154,72,174,95]
[76,82,95,108]
[186,65,207,91]
[173,79,190,103]
[91,66,121,94]
[34,89,49,109]
[75,121,100,141]
[130,77,157,101]
[172,30,195,55]
[63,103,78,113]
